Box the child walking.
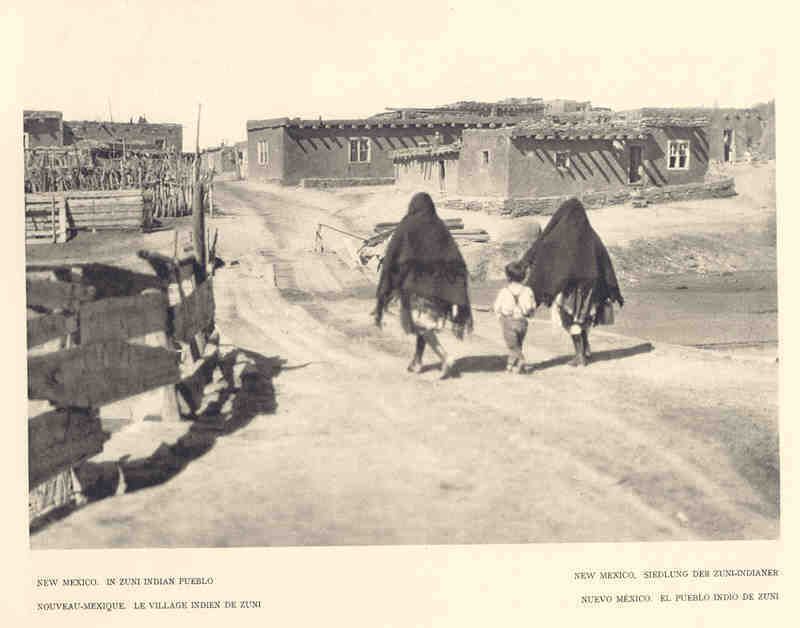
[493,261,536,373]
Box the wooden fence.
[25,184,214,243]
[27,249,218,523]
[24,147,213,220]
[26,189,147,242]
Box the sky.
[11,0,779,152]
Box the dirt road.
[31,181,779,548]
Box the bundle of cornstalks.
[24,147,213,218]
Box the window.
[154,138,165,150]
[481,150,490,165]
[555,151,571,169]
[257,140,269,166]
[667,140,690,170]
[349,138,371,163]
[23,132,29,149]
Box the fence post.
[51,195,56,243]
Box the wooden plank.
[171,278,214,342]
[66,189,144,199]
[67,206,143,215]
[27,340,180,407]
[72,218,143,226]
[79,291,167,344]
[27,311,77,348]
[57,197,68,243]
[28,408,108,488]
[25,193,66,203]
[26,278,96,311]
[73,223,143,232]
[67,199,144,209]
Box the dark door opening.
[723,129,734,163]
[438,160,446,193]
[628,146,643,183]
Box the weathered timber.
[79,291,167,344]
[66,198,144,208]
[28,340,180,407]
[171,278,214,342]
[28,408,109,487]
[27,311,77,348]
[26,278,96,311]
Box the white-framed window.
[555,151,571,169]
[257,140,269,166]
[349,137,371,163]
[481,150,490,165]
[667,140,690,170]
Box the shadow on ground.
[452,342,655,375]
[29,346,282,535]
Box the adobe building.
[419,111,737,215]
[246,115,518,186]
[23,111,64,148]
[23,111,183,152]
[373,98,547,121]
[458,112,710,198]
[64,119,183,151]
[544,99,592,115]
[627,107,770,164]
[392,141,462,195]
[202,143,242,179]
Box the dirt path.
[31,181,778,548]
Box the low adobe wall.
[300,177,395,189]
[443,178,736,217]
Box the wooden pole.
[51,195,57,243]
[192,104,207,279]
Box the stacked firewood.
[24,147,211,219]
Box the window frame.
[257,140,269,166]
[348,137,371,163]
[667,140,690,170]
[555,150,571,170]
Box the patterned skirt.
[401,294,450,334]
[554,283,598,334]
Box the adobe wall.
[443,177,736,217]
[281,126,458,185]
[63,121,183,151]
[247,127,286,182]
[456,130,510,197]
[394,156,459,196]
[24,113,63,147]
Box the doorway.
[723,128,735,163]
[628,145,643,183]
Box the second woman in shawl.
[520,198,624,366]
[374,192,473,379]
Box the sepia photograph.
[14,1,780,557]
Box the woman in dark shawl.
[374,192,473,379]
[520,198,624,366]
